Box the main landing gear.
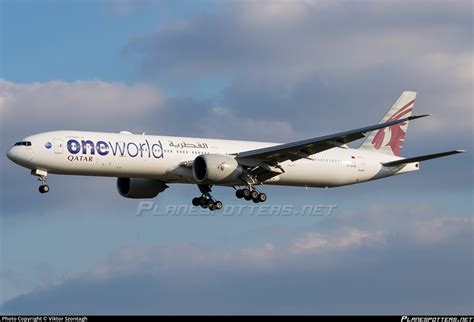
[235,185,267,203]
[191,184,223,211]
[32,169,49,194]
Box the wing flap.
[248,163,285,182]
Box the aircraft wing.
[236,114,429,166]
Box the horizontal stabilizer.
[382,150,465,167]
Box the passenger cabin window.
[14,141,32,146]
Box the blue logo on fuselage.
[66,139,164,159]
[45,141,52,149]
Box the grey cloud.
[121,0,473,191]
[0,76,470,218]
[124,0,472,133]
[0,80,166,214]
[0,79,167,136]
[1,1,472,315]
[0,79,297,215]
[125,1,471,78]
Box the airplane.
[6,91,465,211]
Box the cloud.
[0,79,298,215]
[290,228,384,253]
[0,78,297,142]
[120,0,472,190]
[0,78,297,215]
[1,2,471,314]
[325,203,474,246]
[124,0,472,134]
[0,79,167,214]
[125,0,472,78]
[0,79,167,135]
[194,106,297,141]
[2,204,472,314]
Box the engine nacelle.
[117,178,168,199]
[193,154,243,183]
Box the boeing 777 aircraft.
[7,92,464,210]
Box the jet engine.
[117,178,168,199]
[192,154,243,183]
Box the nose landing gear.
[32,169,49,194]
[39,183,49,193]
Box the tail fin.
[360,91,417,156]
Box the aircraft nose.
[6,147,16,161]
[6,146,31,166]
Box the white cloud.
[413,216,474,245]
[75,205,471,281]
[0,79,167,135]
[2,202,472,314]
[290,228,384,253]
[0,79,297,143]
[328,203,474,246]
[198,106,297,141]
[88,227,383,276]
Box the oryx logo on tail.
[360,91,417,156]
[372,99,415,156]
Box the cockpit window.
[14,141,32,146]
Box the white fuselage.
[7,130,419,188]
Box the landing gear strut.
[191,184,223,211]
[32,169,49,194]
[235,185,267,203]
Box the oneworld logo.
[45,141,52,149]
[67,139,164,159]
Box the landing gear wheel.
[258,193,267,202]
[199,196,207,206]
[195,184,224,211]
[39,185,49,193]
[250,190,259,200]
[235,189,244,199]
[214,201,223,210]
[252,198,260,203]
[192,197,200,206]
[243,188,251,200]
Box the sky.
[0,0,473,315]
